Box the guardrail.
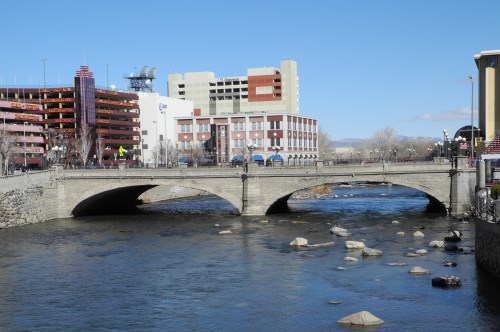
[0,170,53,193]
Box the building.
[0,66,141,167]
[474,50,500,143]
[136,92,193,167]
[175,113,318,165]
[0,100,44,170]
[168,59,298,116]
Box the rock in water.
[413,231,425,238]
[432,275,462,288]
[289,237,308,246]
[409,266,431,274]
[337,311,384,326]
[330,226,348,234]
[362,247,383,256]
[345,240,365,249]
[429,240,444,248]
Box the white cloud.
[402,107,476,122]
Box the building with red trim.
[0,66,141,168]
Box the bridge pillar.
[450,156,476,216]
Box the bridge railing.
[0,169,54,193]
[56,161,456,180]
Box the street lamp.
[247,143,255,163]
[23,122,28,168]
[469,75,474,159]
[272,146,280,156]
[153,120,158,167]
[141,138,145,166]
[161,109,168,167]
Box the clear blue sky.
[1,0,498,140]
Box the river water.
[1,184,500,331]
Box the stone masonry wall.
[0,185,49,228]
[475,219,500,279]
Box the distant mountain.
[332,136,440,148]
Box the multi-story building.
[175,113,318,165]
[168,59,299,116]
[0,100,44,170]
[474,50,500,143]
[136,92,193,167]
[0,66,141,167]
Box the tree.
[317,125,334,159]
[0,130,18,175]
[95,133,105,166]
[76,122,93,168]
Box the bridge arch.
[260,174,450,215]
[66,178,245,217]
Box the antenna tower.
[124,66,156,92]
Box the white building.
[168,59,299,116]
[137,92,193,166]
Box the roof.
[481,136,500,159]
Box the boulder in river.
[362,247,383,256]
[409,266,431,274]
[337,311,384,326]
[289,237,308,246]
[429,240,444,248]
[432,275,462,288]
[330,226,348,235]
[345,240,365,249]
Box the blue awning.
[252,154,264,161]
[232,155,244,161]
[269,154,283,161]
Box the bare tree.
[317,125,334,159]
[95,133,105,166]
[0,130,18,175]
[76,122,93,168]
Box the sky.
[1,0,499,140]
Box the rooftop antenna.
[41,58,47,87]
[124,65,156,92]
[106,64,109,88]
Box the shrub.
[491,184,500,200]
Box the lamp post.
[23,122,27,168]
[247,143,255,164]
[161,109,167,167]
[153,120,158,167]
[443,129,448,159]
[469,75,474,159]
[141,138,145,166]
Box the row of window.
[179,122,315,133]
[177,137,316,150]
[209,88,249,93]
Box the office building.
[168,59,298,116]
[474,50,500,143]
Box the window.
[270,138,281,146]
[270,121,281,130]
[180,124,192,133]
[179,141,192,149]
[251,138,262,147]
[198,123,210,132]
[488,55,498,68]
[251,122,262,130]
[141,130,148,135]
[233,122,245,131]
[233,139,244,147]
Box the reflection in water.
[0,184,498,331]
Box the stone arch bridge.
[46,160,475,219]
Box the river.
[0,184,499,331]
